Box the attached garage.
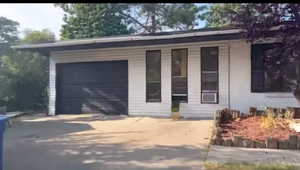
[55,60,128,115]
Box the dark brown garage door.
[56,61,128,115]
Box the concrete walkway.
[206,145,300,166]
[4,114,212,170]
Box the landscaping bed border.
[211,108,300,150]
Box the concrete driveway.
[4,114,213,170]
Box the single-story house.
[13,27,299,118]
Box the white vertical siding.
[180,45,229,118]
[48,57,56,115]
[48,40,299,117]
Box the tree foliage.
[120,3,205,33]
[0,28,54,111]
[0,17,19,57]
[201,3,241,27]
[230,3,300,100]
[160,4,206,31]
[56,4,133,39]
[56,3,205,38]
[22,29,55,44]
[0,16,19,44]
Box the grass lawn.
[203,162,298,170]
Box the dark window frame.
[171,48,188,103]
[146,50,162,102]
[200,46,219,104]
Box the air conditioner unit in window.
[201,92,218,103]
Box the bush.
[260,108,291,130]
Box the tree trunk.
[151,14,156,33]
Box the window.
[146,50,161,102]
[251,43,299,92]
[201,47,219,103]
[172,49,188,102]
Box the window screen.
[146,50,161,102]
[201,47,219,92]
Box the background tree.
[229,3,300,101]
[0,17,19,59]
[56,3,205,37]
[121,3,204,33]
[163,4,206,31]
[22,29,55,44]
[0,16,19,44]
[56,4,133,39]
[0,28,55,111]
[200,3,241,27]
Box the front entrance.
[172,48,188,102]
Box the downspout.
[228,44,231,110]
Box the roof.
[12,27,243,52]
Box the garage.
[56,60,128,115]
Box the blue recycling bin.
[0,116,7,170]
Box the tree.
[22,29,55,44]
[0,29,54,111]
[56,4,133,39]
[0,16,19,44]
[0,17,19,58]
[163,4,206,31]
[200,3,241,27]
[122,3,204,33]
[56,3,205,38]
[230,4,300,102]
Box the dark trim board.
[31,33,242,53]
[55,60,129,115]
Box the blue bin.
[0,116,8,170]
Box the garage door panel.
[81,100,128,114]
[60,99,82,114]
[56,61,128,115]
[61,85,83,98]
[81,87,128,98]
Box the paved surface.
[4,114,212,170]
[206,145,300,166]
[5,113,300,170]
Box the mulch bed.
[220,116,300,142]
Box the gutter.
[12,29,243,50]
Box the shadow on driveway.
[4,114,210,170]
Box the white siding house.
[13,28,299,118]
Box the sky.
[0,3,207,40]
[0,3,64,39]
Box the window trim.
[200,46,219,104]
[171,48,188,103]
[146,50,162,103]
